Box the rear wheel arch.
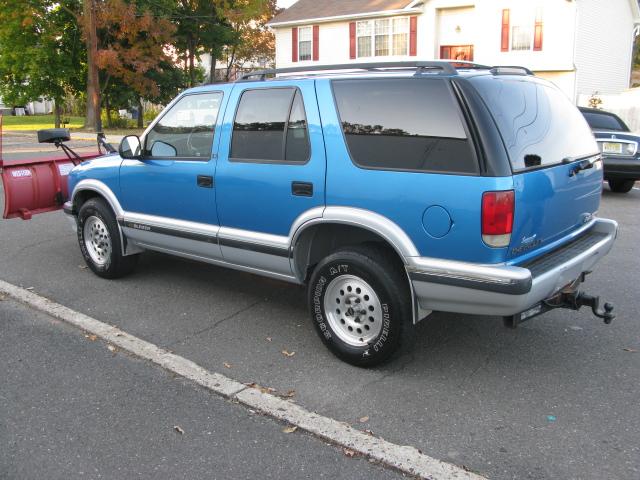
[292,222,409,284]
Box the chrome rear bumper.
[408,218,618,317]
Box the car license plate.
[602,142,623,154]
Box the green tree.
[0,0,85,127]
[221,0,277,81]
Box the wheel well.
[72,190,102,213]
[293,223,407,283]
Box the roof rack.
[489,65,534,76]
[236,61,458,81]
[235,61,534,82]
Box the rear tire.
[608,179,635,193]
[307,244,412,367]
[77,197,138,278]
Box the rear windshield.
[470,76,598,171]
[581,111,628,132]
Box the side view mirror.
[119,135,142,159]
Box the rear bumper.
[407,218,618,316]
[603,155,640,180]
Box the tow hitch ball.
[563,291,615,324]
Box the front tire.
[307,245,412,367]
[608,179,635,193]
[77,197,138,279]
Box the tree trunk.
[189,47,195,87]
[84,0,101,131]
[137,97,143,129]
[209,54,217,84]
[226,48,236,82]
[105,95,112,129]
[54,102,61,129]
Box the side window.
[230,88,310,163]
[145,92,222,159]
[332,79,477,174]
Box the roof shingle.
[269,0,415,25]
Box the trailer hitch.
[560,291,615,324]
[504,279,615,328]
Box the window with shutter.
[355,17,410,58]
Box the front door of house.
[440,45,474,62]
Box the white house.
[268,0,640,102]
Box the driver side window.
[145,92,223,159]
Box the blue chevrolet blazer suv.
[62,62,618,366]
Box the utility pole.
[84,0,101,131]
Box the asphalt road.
[1,134,639,479]
[0,297,400,480]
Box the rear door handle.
[197,175,214,188]
[292,181,313,197]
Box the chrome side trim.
[218,226,288,251]
[123,211,220,241]
[134,241,301,284]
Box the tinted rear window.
[332,78,478,174]
[470,76,598,171]
[581,111,628,132]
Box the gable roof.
[268,0,418,27]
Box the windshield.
[581,111,628,132]
[470,76,598,171]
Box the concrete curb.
[0,279,486,480]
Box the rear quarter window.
[332,78,478,174]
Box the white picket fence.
[578,88,640,132]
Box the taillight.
[482,190,514,248]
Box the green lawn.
[1,114,85,131]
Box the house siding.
[272,0,638,101]
[575,0,636,96]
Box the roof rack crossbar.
[236,61,458,81]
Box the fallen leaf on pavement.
[266,337,272,342]
[245,382,276,394]
[623,348,637,352]
[343,448,357,457]
[0,294,6,301]
[223,362,233,369]
[282,390,296,398]
[281,350,296,358]
[78,265,87,270]
[359,416,369,423]
[282,426,298,434]
[84,334,98,341]
[25,287,34,291]
[364,429,374,436]
[174,425,185,435]
[107,345,117,352]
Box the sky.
[277,0,297,8]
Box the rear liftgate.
[1,119,116,220]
